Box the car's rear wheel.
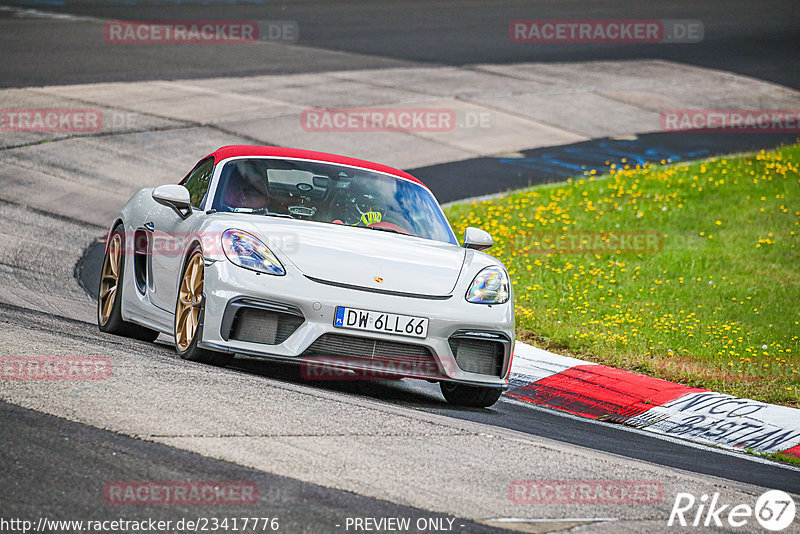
[97,225,159,342]
[440,382,503,408]
[174,250,232,367]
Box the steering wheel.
[347,195,379,225]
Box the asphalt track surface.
[208,357,800,496]
[2,299,800,528]
[0,401,511,532]
[0,0,799,89]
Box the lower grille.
[449,337,504,376]
[301,334,441,377]
[229,308,304,345]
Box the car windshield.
[211,158,457,244]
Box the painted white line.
[485,517,618,523]
[0,6,101,22]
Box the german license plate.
[333,306,428,339]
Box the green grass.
[758,451,800,466]
[445,144,800,406]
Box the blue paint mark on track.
[411,132,800,203]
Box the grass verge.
[757,451,800,466]
[445,144,800,407]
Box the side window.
[180,158,214,209]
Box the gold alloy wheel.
[175,253,204,352]
[98,233,122,325]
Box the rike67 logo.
[668,490,796,531]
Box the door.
[149,157,214,312]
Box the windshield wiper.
[366,226,401,234]
[358,225,412,236]
[251,209,294,219]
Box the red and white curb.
[507,342,800,458]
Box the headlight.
[221,229,285,276]
[465,266,509,304]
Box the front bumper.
[199,259,514,388]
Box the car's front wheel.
[174,249,232,367]
[97,225,159,342]
[440,382,503,408]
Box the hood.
[222,217,466,297]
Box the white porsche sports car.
[98,146,514,407]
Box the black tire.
[97,225,160,342]
[440,382,503,408]
[174,250,232,367]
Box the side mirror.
[152,184,192,219]
[463,227,494,251]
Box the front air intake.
[448,333,507,376]
[228,308,304,345]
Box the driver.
[222,163,269,211]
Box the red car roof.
[206,145,427,188]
